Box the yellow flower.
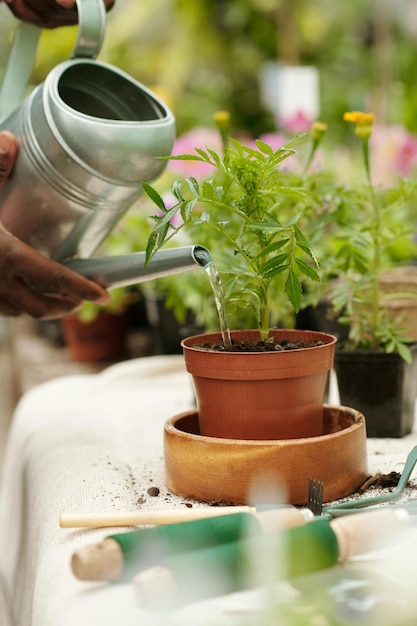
[214,111,230,152]
[310,121,328,141]
[343,111,374,138]
[213,110,230,131]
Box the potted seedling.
[144,113,336,440]
[323,112,417,437]
[61,286,136,363]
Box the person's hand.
[0,131,110,319]
[2,0,115,29]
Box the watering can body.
[0,0,199,285]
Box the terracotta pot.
[181,329,337,440]
[164,405,368,505]
[61,310,130,363]
[334,344,417,438]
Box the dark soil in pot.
[200,337,327,352]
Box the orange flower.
[343,111,374,138]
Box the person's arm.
[2,0,115,29]
[0,131,110,319]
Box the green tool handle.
[72,512,263,582]
[113,512,260,578]
[132,508,411,609]
[134,520,339,608]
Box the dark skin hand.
[0,131,110,319]
[2,0,115,29]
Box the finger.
[10,239,110,304]
[55,0,76,6]
[4,0,114,28]
[2,277,83,319]
[4,0,78,27]
[0,132,18,188]
[2,0,45,25]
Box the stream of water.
[204,262,232,348]
[193,246,232,348]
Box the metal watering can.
[0,0,211,288]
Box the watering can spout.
[63,245,213,289]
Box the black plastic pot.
[334,345,417,438]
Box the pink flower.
[370,124,417,185]
[278,111,313,133]
[256,131,289,151]
[168,127,222,178]
[393,134,417,175]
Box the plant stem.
[362,135,381,348]
[258,286,270,341]
[370,190,382,348]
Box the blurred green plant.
[75,286,136,324]
[324,111,417,361]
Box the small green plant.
[325,111,417,362]
[144,114,322,342]
[75,287,136,324]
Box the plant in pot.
[61,286,136,363]
[144,113,337,441]
[323,111,417,438]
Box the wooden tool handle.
[60,506,255,528]
[331,508,410,560]
[72,538,124,581]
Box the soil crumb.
[358,471,401,493]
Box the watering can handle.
[0,0,106,118]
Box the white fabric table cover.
[0,355,417,625]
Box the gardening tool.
[71,510,269,582]
[0,0,207,288]
[69,506,319,582]
[131,508,411,609]
[309,445,417,518]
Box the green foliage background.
[2,0,417,139]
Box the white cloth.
[0,355,199,625]
[0,355,417,625]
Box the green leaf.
[172,180,185,201]
[142,182,166,212]
[260,253,290,278]
[255,139,274,155]
[252,238,291,262]
[285,268,303,312]
[202,181,215,200]
[294,225,320,266]
[396,342,412,363]
[168,152,208,162]
[181,198,198,221]
[294,257,320,282]
[206,147,223,167]
[186,177,200,195]
[145,229,160,263]
[273,187,307,201]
